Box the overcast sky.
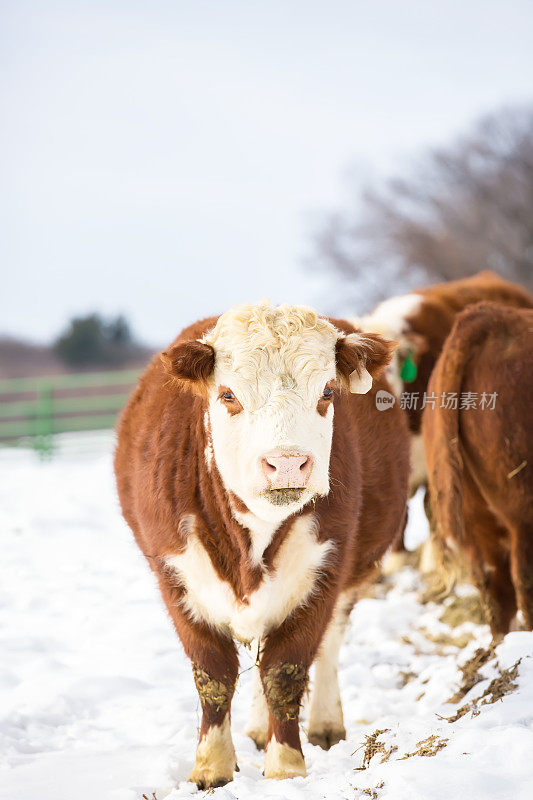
[2,0,532,346]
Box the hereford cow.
[359,271,533,497]
[114,301,409,787]
[423,302,533,637]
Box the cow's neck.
[193,417,300,599]
[229,505,279,565]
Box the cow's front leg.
[258,597,336,779]
[189,656,238,789]
[156,574,239,788]
[261,660,308,779]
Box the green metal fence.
[0,368,142,454]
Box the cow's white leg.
[244,663,269,749]
[264,738,306,779]
[307,592,353,749]
[189,715,236,788]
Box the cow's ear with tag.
[336,332,397,395]
[161,340,215,395]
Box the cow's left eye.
[218,385,243,415]
[322,386,334,399]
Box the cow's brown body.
[114,313,409,786]
[423,302,533,636]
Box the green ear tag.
[400,350,418,383]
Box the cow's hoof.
[189,717,236,788]
[245,725,268,750]
[308,725,346,750]
[264,740,306,779]
[188,766,235,789]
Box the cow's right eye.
[222,391,235,402]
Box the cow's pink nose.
[260,452,313,489]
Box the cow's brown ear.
[336,332,397,394]
[161,341,215,394]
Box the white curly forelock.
[202,301,340,394]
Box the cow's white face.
[162,302,396,524]
[204,308,339,522]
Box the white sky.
[2,0,532,346]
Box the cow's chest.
[165,513,333,644]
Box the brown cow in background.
[114,301,409,788]
[360,271,533,497]
[423,302,533,637]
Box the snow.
[1,433,532,800]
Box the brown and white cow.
[423,302,533,637]
[114,301,409,787]
[359,271,533,497]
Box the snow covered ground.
[1,433,532,800]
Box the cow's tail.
[422,303,493,598]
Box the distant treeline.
[309,104,533,313]
[0,314,153,379]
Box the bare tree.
[309,105,533,313]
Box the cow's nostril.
[300,457,310,471]
[262,458,277,473]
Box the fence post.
[34,384,54,457]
